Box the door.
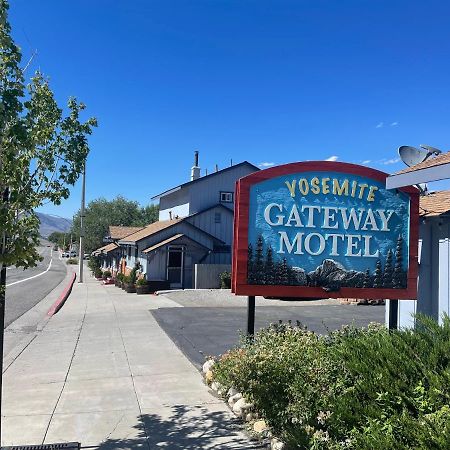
[167,246,184,288]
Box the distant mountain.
[36,212,72,238]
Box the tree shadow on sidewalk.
[94,404,264,449]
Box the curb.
[47,272,77,316]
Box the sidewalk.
[2,270,258,449]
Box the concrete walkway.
[2,271,257,449]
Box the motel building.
[386,150,450,328]
[94,153,259,290]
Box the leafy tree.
[383,249,394,288]
[71,196,158,253]
[0,0,96,271]
[373,260,383,288]
[140,204,159,224]
[0,0,96,438]
[47,231,71,249]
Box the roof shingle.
[108,226,144,240]
[118,219,183,243]
[395,151,450,175]
[419,191,450,217]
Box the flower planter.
[124,283,136,294]
[136,284,151,295]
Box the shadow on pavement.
[94,404,263,449]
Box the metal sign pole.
[388,299,399,330]
[247,295,255,337]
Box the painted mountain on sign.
[247,234,407,290]
[307,259,365,290]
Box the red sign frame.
[232,161,419,300]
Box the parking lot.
[152,290,385,368]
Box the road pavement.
[4,241,67,327]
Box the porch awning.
[386,151,450,189]
[142,234,185,253]
[142,233,209,254]
[92,242,119,256]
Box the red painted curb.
[48,272,77,316]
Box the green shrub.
[88,256,101,274]
[123,275,131,284]
[94,268,103,278]
[103,270,112,279]
[136,278,148,286]
[213,316,450,449]
[116,273,124,282]
[66,258,78,265]
[220,271,231,288]
[129,262,141,285]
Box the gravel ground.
[156,289,340,308]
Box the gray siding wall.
[188,164,257,214]
[185,206,234,245]
[394,218,450,329]
[144,237,210,288]
[135,222,215,254]
[194,264,231,289]
[159,189,190,220]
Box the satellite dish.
[398,145,430,167]
[419,144,442,156]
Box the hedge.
[212,316,450,449]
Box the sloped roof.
[118,218,183,244]
[395,151,450,175]
[419,191,450,217]
[142,234,184,253]
[142,233,209,253]
[92,242,119,256]
[151,161,259,200]
[108,226,144,240]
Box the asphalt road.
[152,291,385,368]
[4,240,67,327]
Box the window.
[220,191,233,203]
[214,212,221,224]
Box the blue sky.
[9,0,450,219]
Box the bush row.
[212,316,450,449]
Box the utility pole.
[0,186,10,443]
[78,163,86,283]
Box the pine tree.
[373,260,383,288]
[254,235,265,284]
[265,246,275,285]
[383,249,394,288]
[363,268,372,288]
[280,258,289,285]
[247,243,255,284]
[393,235,405,288]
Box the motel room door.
[167,246,184,288]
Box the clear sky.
[9,0,450,220]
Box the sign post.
[232,161,419,331]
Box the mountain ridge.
[36,212,72,238]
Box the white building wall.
[395,218,450,329]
